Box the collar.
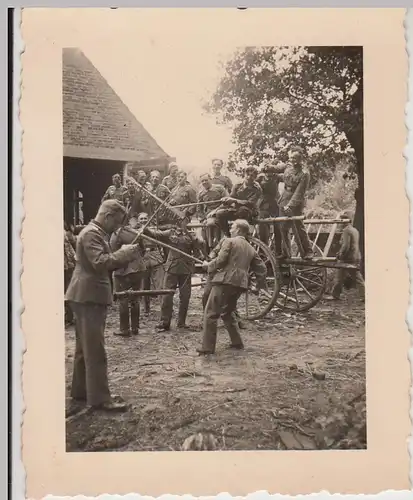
[90,220,110,238]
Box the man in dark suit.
[66,200,142,412]
[197,219,267,355]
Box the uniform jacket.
[110,225,146,277]
[212,174,233,192]
[257,174,281,214]
[101,185,128,205]
[65,220,138,305]
[338,225,361,263]
[278,164,310,211]
[145,227,204,275]
[197,184,228,219]
[207,235,267,290]
[171,184,197,216]
[162,175,178,191]
[230,181,263,211]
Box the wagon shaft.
[281,258,358,270]
[114,289,176,300]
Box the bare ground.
[65,286,366,452]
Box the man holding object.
[66,200,143,412]
[197,219,268,355]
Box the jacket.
[65,221,139,305]
[145,227,204,275]
[338,225,362,263]
[278,164,310,211]
[208,235,267,290]
[110,225,146,277]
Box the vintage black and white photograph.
[63,30,366,451]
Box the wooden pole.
[131,232,204,265]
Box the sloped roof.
[63,48,170,163]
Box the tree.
[206,46,364,273]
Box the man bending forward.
[197,219,267,355]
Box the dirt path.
[65,287,366,452]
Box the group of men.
[64,151,365,413]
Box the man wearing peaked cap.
[66,199,143,413]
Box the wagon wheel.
[237,237,279,321]
[275,242,327,313]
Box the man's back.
[339,225,361,263]
[208,235,266,289]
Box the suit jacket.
[65,220,138,305]
[208,235,267,290]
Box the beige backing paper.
[20,8,410,499]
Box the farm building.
[63,47,173,224]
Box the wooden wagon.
[187,215,357,321]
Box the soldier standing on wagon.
[256,163,285,254]
[278,146,313,259]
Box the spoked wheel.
[275,242,327,313]
[237,237,279,321]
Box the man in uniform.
[110,217,147,337]
[136,169,147,185]
[136,212,165,315]
[278,146,313,259]
[211,158,233,192]
[150,170,162,193]
[101,173,127,204]
[197,173,228,250]
[124,177,143,219]
[257,163,285,254]
[144,219,206,331]
[210,166,262,236]
[162,162,179,191]
[170,171,197,220]
[66,200,143,412]
[330,212,365,301]
[197,219,267,355]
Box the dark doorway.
[64,157,125,225]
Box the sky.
[58,9,243,176]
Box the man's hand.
[283,205,292,216]
[202,260,209,271]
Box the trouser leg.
[202,278,212,310]
[354,270,365,300]
[113,275,130,334]
[177,274,192,326]
[128,273,142,334]
[70,302,111,407]
[201,285,223,352]
[332,269,345,299]
[221,286,244,346]
[160,272,178,328]
[70,304,87,401]
[141,271,151,314]
[64,268,74,323]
